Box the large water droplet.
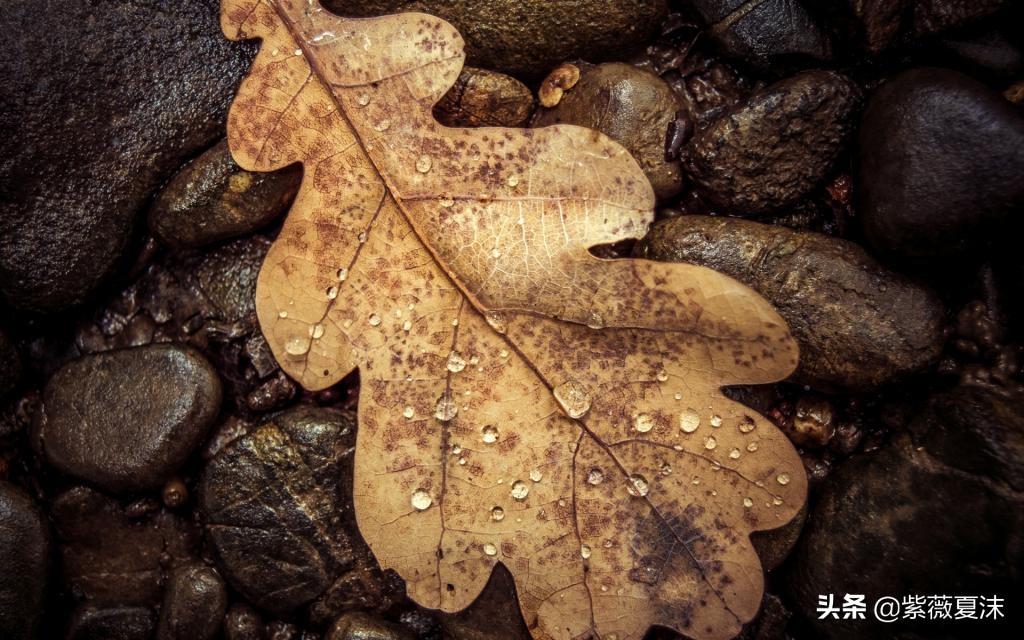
[739,416,757,433]
[326,285,339,300]
[415,154,433,173]
[728,448,741,460]
[553,380,591,419]
[481,425,499,444]
[446,351,466,373]
[310,324,325,339]
[704,436,717,450]
[626,474,649,497]
[587,468,604,485]
[709,414,723,428]
[411,489,432,511]
[284,336,310,357]
[679,409,700,433]
[634,413,654,433]
[510,480,529,500]
[434,393,458,422]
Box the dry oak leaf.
[221,1,806,639]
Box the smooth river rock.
[0,482,50,640]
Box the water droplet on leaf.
[553,380,591,419]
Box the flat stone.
[0,482,50,640]
[0,0,254,311]
[35,344,222,492]
[155,563,228,640]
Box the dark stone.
[940,29,1024,78]
[635,216,946,390]
[786,385,1024,639]
[150,139,301,250]
[326,0,667,80]
[682,0,831,68]
[683,70,862,216]
[751,503,806,572]
[35,344,222,493]
[156,563,229,640]
[438,565,530,640]
[532,62,685,200]
[435,66,534,128]
[224,603,265,640]
[0,329,20,398]
[194,236,270,324]
[51,486,199,608]
[859,68,1024,257]
[67,606,156,640]
[0,482,50,640]
[0,0,254,312]
[326,612,414,640]
[201,407,384,613]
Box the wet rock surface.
[787,385,1024,639]
[0,0,254,312]
[0,482,50,640]
[435,67,534,128]
[859,67,1024,257]
[201,407,395,615]
[155,563,229,640]
[35,345,222,493]
[636,216,946,390]
[532,62,685,199]
[150,140,302,250]
[67,606,156,640]
[326,0,668,79]
[683,70,861,216]
[326,612,415,640]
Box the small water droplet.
[704,436,717,450]
[673,392,682,401]
[709,414,723,427]
[729,448,741,459]
[506,174,520,187]
[510,480,529,500]
[439,197,454,207]
[337,267,348,281]
[435,393,458,421]
[491,506,505,521]
[776,473,791,485]
[411,489,432,511]
[553,380,591,419]
[484,312,507,333]
[634,413,654,433]
[491,248,502,258]
[326,286,339,300]
[483,543,497,556]
[311,324,325,339]
[739,416,756,433]
[656,369,669,382]
[585,311,604,329]
[357,231,367,243]
[626,474,649,497]
[587,468,604,485]
[293,48,302,56]
[680,409,700,433]
[415,154,433,173]
[356,92,370,106]
[529,468,543,482]
[402,319,412,331]
[450,444,462,456]
[284,336,310,357]
[746,442,759,452]
[278,310,288,319]
[772,496,784,506]
[499,349,509,359]
[743,497,754,508]
[446,351,466,373]
[373,119,390,131]
[458,457,467,466]
[481,425,499,444]
[368,313,382,326]
[580,544,592,559]
[402,406,414,419]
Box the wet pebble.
[155,563,228,640]
[223,603,265,640]
[329,0,668,79]
[0,482,50,640]
[680,0,831,68]
[435,66,534,127]
[858,67,1024,257]
[51,486,198,608]
[533,62,685,199]
[439,565,530,640]
[683,70,862,216]
[35,344,222,493]
[636,216,946,390]
[150,139,301,250]
[0,0,254,312]
[66,606,156,640]
[200,407,386,613]
[326,612,414,640]
[786,385,1024,639]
